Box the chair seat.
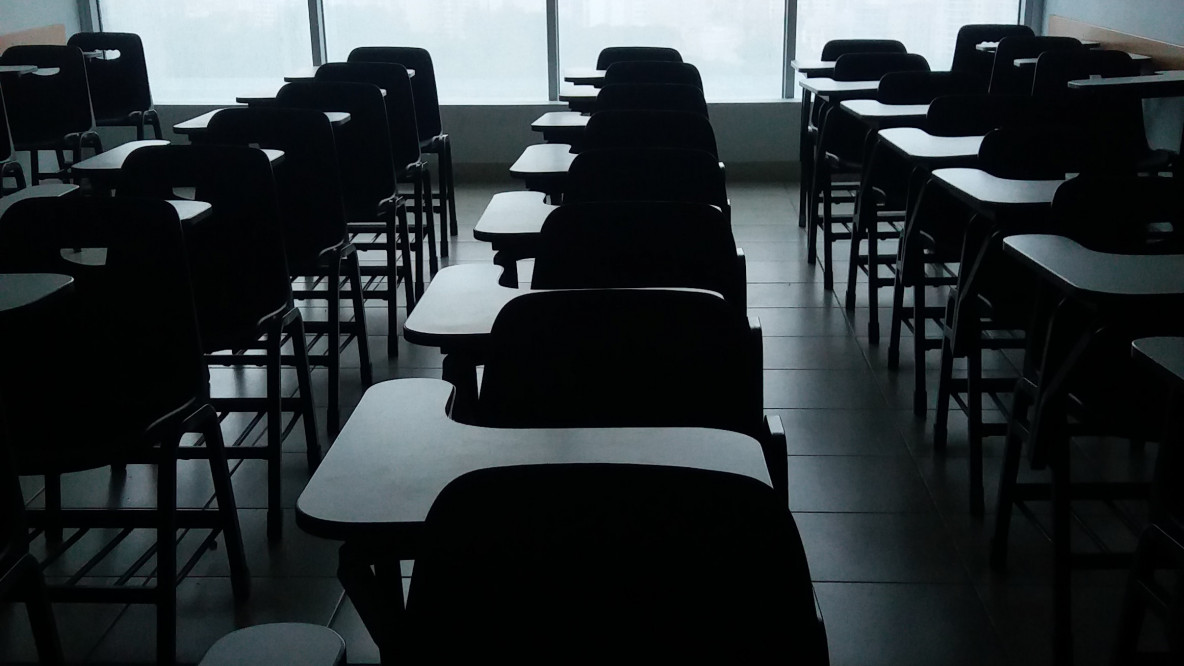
[198,623,346,666]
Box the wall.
[1043,0,1184,151]
[0,0,81,36]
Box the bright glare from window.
[100,0,314,105]
[794,0,1022,96]
[558,0,786,101]
[323,0,549,103]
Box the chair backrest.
[66,31,152,121]
[603,61,703,90]
[117,144,292,351]
[0,197,207,466]
[275,80,398,222]
[595,46,683,69]
[1031,49,1138,96]
[820,39,906,61]
[0,87,14,163]
[833,52,930,82]
[596,82,709,117]
[347,46,442,141]
[1031,50,1149,154]
[0,45,95,146]
[405,463,828,664]
[1050,174,1184,253]
[876,71,982,105]
[987,35,1084,95]
[583,109,718,157]
[950,24,1035,90]
[475,289,761,435]
[204,107,349,275]
[531,201,745,309]
[924,93,1047,136]
[314,61,422,171]
[564,147,728,211]
[977,125,1095,180]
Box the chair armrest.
[763,413,788,503]
[734,247,747,312]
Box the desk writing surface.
[931,168,1063,207]
[840,100,929,120]
[1132,337,1184,387]
[1066,70,1184,97]
[70,140,169,176]
[564,67,606,85]
[0,184,78,220]
[878,128,984,159]
[0,274,73,315]
[0,64,36,75]
[558,86,598,102]
[402,264,521,346]
[167,200,213,224]
[790,60,836,76]
[284,66,415,82]
[509,143,576,178]
[1003,235,1184,301]
[295,378,772,540]
[531,111,590,130]
[473,191,557,243]
[797,78,879,100]
[174,110,350,135]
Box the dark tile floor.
[0,179,1160,665]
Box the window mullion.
[308,0,327,66]
[783,0,798,99]
[546,0,560,101]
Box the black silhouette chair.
[986,35,1084,95]
[0,196,250,664]
[66,32,161,140]
[564,147,728,215]
[118,144,320,541]
[949,24,1035,91]
[314,62,438,273]
[0,86,25,195]
[596,46,684,69]
[603,60,703,89]
[400,464,827,664]
[595,82,709,117]
[583,109,718,156]
[346,47,458,247]
[472,289,786,499]
[204,107,374,436]
[275,80,415,353]
[531,201,745,310]
[0,45,101,184]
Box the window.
[99,0,313,105]
[557,0,785,101]
[322,0,549,103]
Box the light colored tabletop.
[509,143,576,178]
[283,65,414,82]
[1132,337,1184,386]
[1004,234,1184,302]
[531,111,591,130]
[472,191,557,245]
[69,139,169,175]
[0,183,78,220]
[978,38,1099,52]
[295,378,772,541]
[0,64,36,75]
[791,60,837,77]
[236,83,386,105]
[1066,70,1184,97]
[173,109,351,135]
[564,67,606,85]
[839,100,929,122]
[403,263,521,347]
[798,77,879,99]
[931,168,1064,208]
[1013,52,1150,67]
[558,86,599,102]
[0,273,73,315]
[878,128,985,160]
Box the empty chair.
[603,60,703,89]
[0,45,101,184]
[595,82,709,117]
[0,196,250,664]
[596,45,683,69]
[583,109,718,156]
[204,107,374,436]
[346,47,459,245]
[401,463,827,664]
[118,144,320,541]
[67,32,161,140]
[949,24,1035,90]
[986,35,1084,95]
[531,201,745,309]
[564,147,727,212]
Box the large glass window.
[323,0,549,103]
[558,0,785,101]
[99,0,313,105]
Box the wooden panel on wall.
[1049,14,1184,70]
[0,24,67,54]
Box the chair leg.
[44,474,62,543]
[199,405,250,602]
[29,151,40,186]
[412,179,425,300]
[156,436,178,666]
[444,138,458,237]
[397,206,415,313]
[967,330,985,517]
[347,250,374,385]
[13,555,64,665]
[913,278,928,418]
[327,254,343,438]
[887,254,909,370]
[991,386,1033,570]
[435,147,450,258]
[265,325,284,542]
[289,314,320,470]
[807,163,822,265]
[136,115,145,141]
[423,169,438,276]
[934,295,957,451]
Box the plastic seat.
[314,62,438,272]
[401,463,826,664]
[583,109,718,156]
[275,80,415,352]
[0,196,250,664]
[0,45,102,184]
[986,35,1084,95]
[346,47,458,250]
[531,201,745,310]
[949,24,1035,91]
[602,60,703,89]
[472,289,786,498]
[118,144,320,541]
[0,86,25,195]
[595,46,683,69]
[66,32,161,140]
[595,82,709,117]
[564,147,728,215]
[204,107,374,436]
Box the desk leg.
[798,89,814,228]
[442,353,480,422]
[338,542,405,664]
